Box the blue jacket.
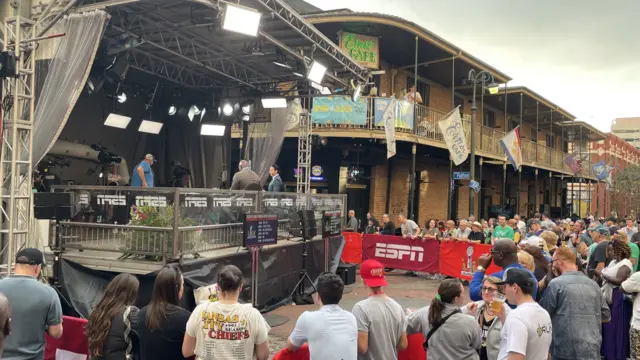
[469,262,538,302]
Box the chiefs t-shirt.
[186,301,270,360]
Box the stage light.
[116,92,127,104]
[351,80,362,102]
[273,61,292,69]
[222,103,234,116]
[222,4,261,37]
[321,87,331,95]
[240,99,255,115]
[188,105,202,122]
[241,115,251,121]
[307,61,327,84]
[99,172,103,178]
[261,98,287,109]
[293,72,304,77]
[201,124,226,136]
[310,82,323,92]
[138,120,164,134]
[199,107,206,121]
[168,105,177,115]
[104,113,131,129]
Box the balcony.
[233,96,592,178]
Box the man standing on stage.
[268,164,284,192]
[230,160,261,190]
[130,153,155,188]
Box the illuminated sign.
[340,32,379,69]
[311,165,324,181]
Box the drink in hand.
[490,293,506,313]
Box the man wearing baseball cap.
[495,268,552,360]
[130,153,155,187]
[0,248,63,359]
[352,260,407,360]
[587,224,612,280]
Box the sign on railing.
[311,96,367,125]
[373,98,414,130]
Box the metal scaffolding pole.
[296,98,312,197]
[408,36,418,220]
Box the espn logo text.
[374,243,424,262]
[184,196,207,208]
[97,194,126,206]
[135,196,167,207]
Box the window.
[406,77,430,106]
[546,134,555,148]
[483,110,496,128]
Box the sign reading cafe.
[340,32,379,69]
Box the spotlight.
[222,103,234,116]
[320,137,328,145]
[351,80,362,102]
[104,113,131,129]
[201,124,226,136]
[222,4,261,37]
[116,92,127,104]
[188,105,202,122]
[168,105,177,115]
[240,99,255,115]
[138,120,163,134]
[261,98,287,109]
[241,115,250,122]
[199,107,207,121]
[307,61,327,84]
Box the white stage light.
[242,105,252,115]
[310,82,323,92]
[222,4,261,37]
[104,113,131,129]
[222,103,234,116]
[307,61,327,84]
[273,61,292,69]
[352,80,362,102]
[117,92,127,104]
[321,87,331,95]
[138,120,164,134]
[293,72,304,77]
[241,115,250,122]
[200,107,206,121]
[201,124,226,136]
[168,105,177,115]
[188,105,202,121]
[261,98,287,109]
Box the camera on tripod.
[171,161,191,187]
[91,144,122,164]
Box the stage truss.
[296,98,311,195]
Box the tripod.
[287,236,317,305]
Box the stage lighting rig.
[222,3,261,37]
[168,105,177,115]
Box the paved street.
[266,272,441,358]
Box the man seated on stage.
[287,272,357,359]
[230,160,261,190]
[130,154,155,188]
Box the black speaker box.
[336,264,356,285]
[34,192,77,220]
[290,210,317,238]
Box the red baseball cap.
[360,259,388,287]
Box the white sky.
[305,0,640,132]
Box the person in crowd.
[442,220,456,239]
[507,219,521,244]
[0,248,62,359]
[404,85,423,104]
[352,260,408,360]
[631,230,640,248]
[488,218,496,231]
[551,225,567,248]
[468,222,485,243]
[540,230,559,256]
[527,219,544,238]
[130,153,155,188]
[491,215,514,244]
[587,225,612,280]
[624,217,639,239]
[0,293,10,358]
[286,272,356,359]
[267,164,283,192]
[470,239,538,301]
[138,267,191,360]
[517,251,535,273]
[514,214,526,234]
[347,210,360,231]
[438,221,446,234]
[230,160,261,190]
[573,220,593,246]
[495,268,552,360]
[364,218,378,234]
[616,230,640,272]
[379,213,396,235]
[621,269,640,360]
[482,220,492,242]
[523,242,550,283]
[398,214,420,239]
[407,279,481,359]
[541,213,555,230]
[461,276,509,360]
[454,220,471,240]
[595,240,633,360]
[606,217,616,228]
[86,273,141,360]
[539,247,610,360]
[421,219,441,238]
[183,265,269,360]
[366,213,380,228]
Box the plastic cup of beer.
[490,293,506,313]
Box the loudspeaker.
[290,210,317,238]
[34,192,77,220]
[337,264,356,285]
[0,51,17,78]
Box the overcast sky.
[306,0,639,132]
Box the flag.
[563,152,583,175]
[469,180,481,193]
[437,106,468,166]
[499,126,523,171]
[592,160,609,181]
[382,98,397,159]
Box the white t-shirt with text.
[186,301,270,360]
[497,302,552,360]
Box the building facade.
[612,117,640,150]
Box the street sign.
[469,180,481,193]
[453,172,470,180]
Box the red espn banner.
[439,241,500,280]
[362,234,439,273]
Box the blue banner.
[311,96,367,125]
[592,160,609,181]
[373,98,414,130]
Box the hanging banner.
[592,160,609,181]
[374,98,414,130]
[311,96,367,125]
[499,126,523,171]
[362,234,439,273]
[439,241,500,281]
[339,32,379,69]
[437,106,468,166]
[382,98,397,158]
[563,152,583,175]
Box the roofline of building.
[557,120,607,140]
[303,11,512,84]
[503,86,576,121]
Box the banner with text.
[438,106,468,166]
[381,98,397,158]
[374,98,414,130]
[362,234,439,273]
[311,96,367,126]
[439,241,500,280]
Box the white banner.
[438,106,468,165]
[382,99,397,158]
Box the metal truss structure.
[0,16,36,275]
[296,100,312,195]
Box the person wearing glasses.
[469,239,538,302]
[539,247,610,360]
[462,276,510,360]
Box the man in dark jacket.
[379,213,396,235]
[268,164,284,192]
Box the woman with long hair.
[461,276,509,360]
[421,219,441,238]
[137,267,191,360]
[86,273,140,360]
[407,278,481,359]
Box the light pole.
[468,69,499,217]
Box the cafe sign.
[340,32,379,69]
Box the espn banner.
[439,241,500,280]
[362,234,439,273]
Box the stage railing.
[49,186,345,262]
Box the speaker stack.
[34,192,77,220]
[289,210,317,239]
